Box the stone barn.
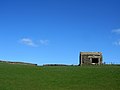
[79,52,102,65]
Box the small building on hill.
[79,52,103,65]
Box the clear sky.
[0,0,120,65]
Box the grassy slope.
[0,62,120,90]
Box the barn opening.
[92,58,98,63]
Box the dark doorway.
[92,58,98,63]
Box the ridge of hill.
[0,60,37,66]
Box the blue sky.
[0,0,120,65]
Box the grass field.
[0,62,120,90]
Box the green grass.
[0,62,120,90]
